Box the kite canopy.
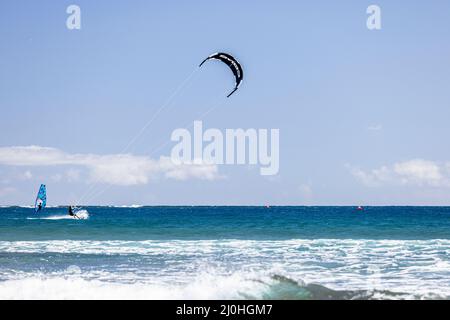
[199,52,243,97]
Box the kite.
[199,52,243,97]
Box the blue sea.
[0,206,449,299]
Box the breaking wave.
[0,239,449,299]
[0,272,434,300]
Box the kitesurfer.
[68,206,78,219]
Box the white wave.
[26,210,89,220]
[0,269,442,300]
[0,271,272,300]
[117,205,144,208]
[73,210,89,219]
[1,238,449,255]
[0,239,449,299]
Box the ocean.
[0,206,449,300]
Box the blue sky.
[1,0,450,206]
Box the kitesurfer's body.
[68,206,78,219]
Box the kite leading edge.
[199,52,243,98]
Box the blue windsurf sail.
[34,184,47,213]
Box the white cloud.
[349,159,450,187]
[0,146,221,186]
[159,157,222,181]
[51,174,63,183]
[66,169,80,182]
[368,124,383,131]
[393,160,443,186]
[21,170,33,180]
[349,165,391,187]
